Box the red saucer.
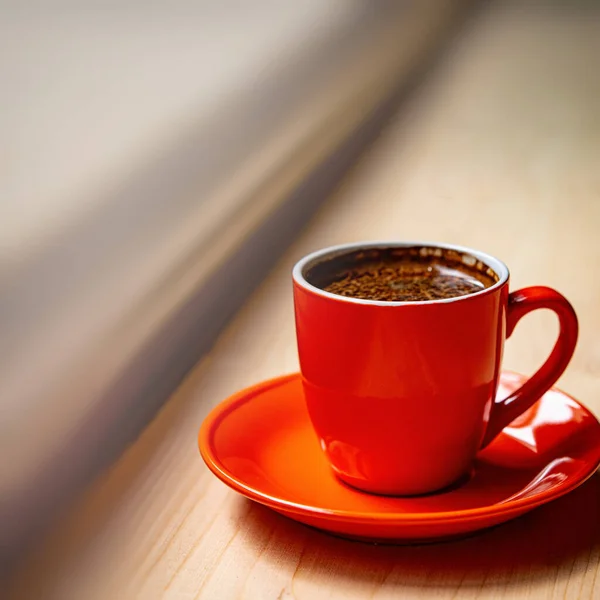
[199,371,600,543]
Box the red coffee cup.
[292,241,578,495]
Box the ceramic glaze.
[199,371,600,543]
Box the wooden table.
[9,2,600,598]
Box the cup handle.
[480,286,578,448]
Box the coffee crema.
[306,246,498,302]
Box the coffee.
[306,246,498,302]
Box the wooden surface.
[9,2,600,598]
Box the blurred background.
[2,0,599,564]
[2,0,473,557]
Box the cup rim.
[292,241,510,306]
